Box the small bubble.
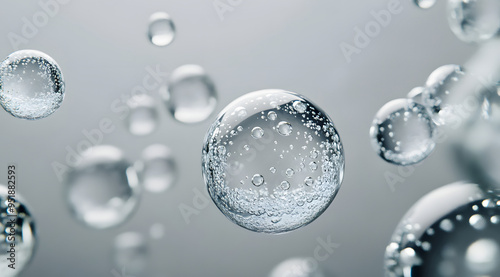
[277,121,293,136]
[267,111,277,120]
[304,177,314,186]
[148,12,176,47]
[309,161,318,171]
[280,181,290,190]
[293,101,307,113]
[251,127,264,139]
[252,174,264,186]
[270,167,276,174]
[285,168,295,178]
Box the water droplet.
[277,121,293,136]
[447,0,500,43]
[113,232,149,275]
[414,0,436,9]
[267,111,277,120]
[251,127,264,139]
[370,98,436,165]
[293,101,307,113]
[160,64,217,124]
[252,174,264,186]
[147,12,176,47]
[0,50,64,120]
[126,94,158,136]
[135,144,177,193]
[65,145,140,229]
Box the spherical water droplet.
[293,101,307,113]
[147,12,176,47]
[268,111,277,120]
[370,98,436,165]
[65,145,140,229]
[251,127,264,139]
[0,50,64,120]
[252,174,264,186]
[202,89,344,233]
[113,232,149,275]
[0,186,36,277]
[269,257,326,277]
[447,0,500,43]
[135,144,177,193]
[277,121,293,136]
[160,64,217,124]
[126,94,158,136]
[414,0,437,9]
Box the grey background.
[0,0,477,276]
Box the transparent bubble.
[370,98,436,166]
[147,12,176,47]
[126,94,158,136]
[65,145,141,229]
[414,0,437,9]
[422,64,466,125]
[160,64,217,124]
[385,182,500,277]
[407,86,426,105]
[202,89,344,233]
[113,232,149,275]
[269,257,326,277]
[0,186,36,277]
[0,50,64,120]
[135,144,177,193]
[447,0,500,43]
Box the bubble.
[269,257,326,277]
[126,94,158,136]
[292,101,307,113]
[0,186,36,277]
[414,0,437,9]
[447,0,500,43]
[268,111,277,120]
[147,12,176,47]
[277,121,293,136]
[135,144,177,193]
[113,232,149,275]
[160,64,217,124]
[65,145,141,229]
[385,182,500,277]
[370,98,436,165]
[202,89,344,233]
[0,50,64,120]
[407,86,426,105]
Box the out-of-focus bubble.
[135,144,177,193]
[447,0,500,43]
[147,12,176,47]
[385,182,500,277]
[0,49,64,120]
[414,0,437,9]
[269,257,326,277]
[160,64,217,124]
[126,94,159,136]
[0,186,36,277]
[202,89,344,233]
[149,223,165,240]
[423,64,466,125]
[65,145,141,229]
[113,232,148,275]
[370,98,436,165]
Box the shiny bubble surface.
[447,0,500,43]
[135,144,177,193]
[147,12,176,47]
[414,0,437,9]
[385,182,500,277]
[160,64,217,124]
[202,89,344,233]
[0,186,36,277]
[126,94,159,136]
[113,232,149,275]
[370,98,436,166]
[65,145,140,229]
[0,50,64,120]
[269,257,326,277]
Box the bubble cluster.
[370,98,436,165]
[447,0,500,43]
[147,12,176,47]
[0,186,36,277]
[135,144,177,193]
[0,50,64,120]
[126,94,159,136]
[202,89,344,233]
[160,64,217,124]
[64,145,141,229]
[385,182,500,277]
[269,257,326,277]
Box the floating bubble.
[407,86,426,105]
[447,0,500,43]
[147,12,176,47]
[414,0,437,9]
[113,232,149,275]
[65,145,140,229]
[370,98,436,165]
[0,50,64,120]
[135,144,177,193]
[269,257,326,277]
[202,89,344,233]
[385,182,500,277]
[126,94,158,136]
[0,186,36,277]
[160,64,217,124]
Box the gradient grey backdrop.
[0,0,477,276]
